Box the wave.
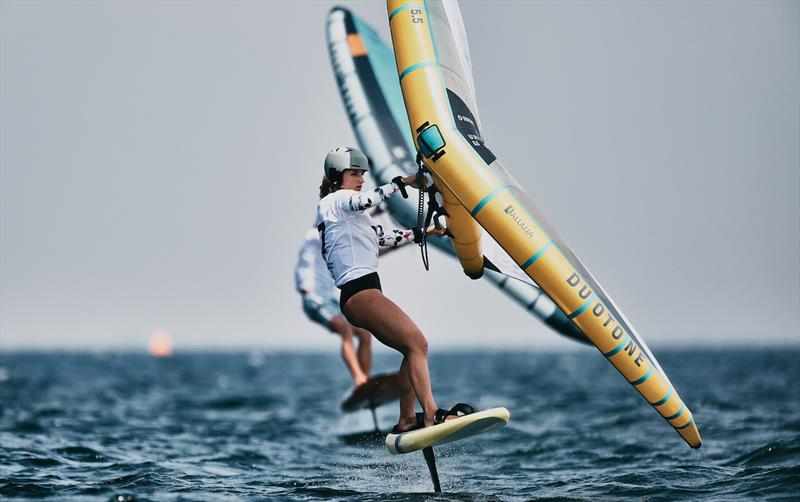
[725,435,800,468]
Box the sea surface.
[0,348,798,501]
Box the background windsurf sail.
[386,0,700,448]
[326,6,586,342]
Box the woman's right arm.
[332,176,419,213]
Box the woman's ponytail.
[319,176,336,199]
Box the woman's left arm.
[373,225,415,248]
[374,224,445,249]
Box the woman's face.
[340,169,366,191]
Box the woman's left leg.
[343,289,438,426]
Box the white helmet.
[324,147,369,183]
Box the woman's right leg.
[343,289,439,427]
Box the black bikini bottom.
[339,272,382,310]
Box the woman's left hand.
[426,225,446,237]
[402,175,419,189]
[403,174,430,190]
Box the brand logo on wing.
[504,205,534,238]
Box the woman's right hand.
[403,174,426,189]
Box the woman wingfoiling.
[317,146,467,431]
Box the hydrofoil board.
[386,407,510,454]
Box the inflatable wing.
[386,0,700,448]
[325,6,587,344]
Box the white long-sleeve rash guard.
[316,182,415,287]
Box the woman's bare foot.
[394,413,422,433]
[353,372,368,387]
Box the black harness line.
[394,154,448,271]
[413,153,449,271]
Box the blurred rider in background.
[295,227,373,387]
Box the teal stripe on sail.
[604,335,630,357]
[630,365,654,385]
[567,294,596,320]
[471,186,505,216]
[651,388,673,407]
[389,4,422,21]
[400,61,435,81]
[521,241,553,270]
[666,405,686,421]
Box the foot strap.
[433,403,475,425]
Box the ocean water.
[0,348,798,501]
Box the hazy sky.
[1,1,798,350]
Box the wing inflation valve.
[416,122,446,162]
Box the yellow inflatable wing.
[387,0,701,448]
